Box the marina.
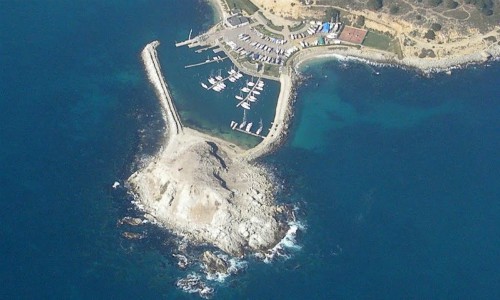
[236,77,264,109]
[175,20,279,142]
[200,67,243,92]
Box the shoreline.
[206,0,499,75]
[289,44,500,75]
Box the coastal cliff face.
[128,129,286,256]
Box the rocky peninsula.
[128,42,289,257]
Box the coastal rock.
[128,129,286,256]
[121,232,144,240]
[117,217,143,226]
[201,251,228,275]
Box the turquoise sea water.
[1,0,499,298]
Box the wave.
[176,273,215,299]
[258,219,306,263]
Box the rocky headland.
[127,41,290,257]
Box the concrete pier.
[141,41,183,138]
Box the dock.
[185,56,227,68]
[205,72,241,91]
[195,46,216,53]
[234,127,264,139]
[236,77,261,108]
[175,37,199,47]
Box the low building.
[225,14,250,28]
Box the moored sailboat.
[239,110,247,129]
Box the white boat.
[201,82,208,89]
[256,119,263,135]
[228,68,236,75]
[241,102,251,110]
[247,81,255,87]
[241,87,251,93]
[255,86,263,91]
[228,77,236,82]
[235,73,243,79]
[245,122,253,132]
[252,90,261,95]
[213,86,221,92]
[208,77,217,85]
[248,95,257,102]
[215,70,223,81]
[257,81,264,87]
[239,111,247,129]
[235,94,243,100]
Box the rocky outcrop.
[128,128,286,256]
[201,251,228,275]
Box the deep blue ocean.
[1,0,499,299]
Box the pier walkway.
[185,56,227,69]
[236,77,261,108]
[142,41,184,138]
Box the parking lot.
[217,24,299,66]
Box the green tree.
[431,23,442,31]
[390,5,400,14]
[367,0,384,11]
[446,0,459,9]
[325,7,340,21]
[427,0,443,7]
[356,16,365,27]
[424,29,436,40]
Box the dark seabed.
[1,0,499,299]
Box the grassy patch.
[288,21,306,32]
[224,0,259,15]
[254,25,285,39]
[263,63,281,77]
[362,31,398,54]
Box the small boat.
[256,119,263,135]
[252,90,261,95]
[241,87,251,93]
[248,95,257,102]
[235,73,243,79]
[257,81,264,87]
[239,111,247,129]
[215,70,223,81]
[245,122,253,132]
[247,81,255,87]
[208,77,217,85]
[235,94,243,100]
[201,82,208,89]
[241,102,251,110]
[213,86,221,92]
[228,77,236,82]
[255,86,263,91]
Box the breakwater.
[141,41,184,139]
